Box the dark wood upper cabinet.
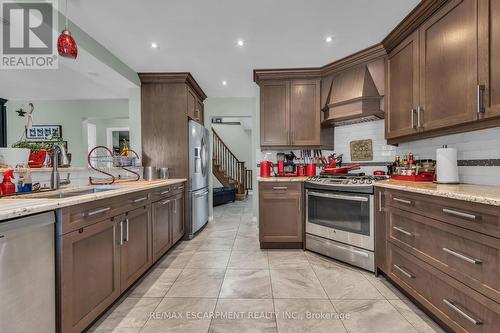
[479,0,500,119]
[120,205,152,292]
[61,218,121,333]
[386,31,420,139]
[418,0,478,131]
[260,80,290,147]
[290,79,321,146]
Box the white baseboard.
[209,215,214,222]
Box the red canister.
[277,160,285,176]
[260,161,274,177]
[297,166,305,176]
[305,163,316,176]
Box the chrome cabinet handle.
[160,189,171,195]
[309,191,368,202]
[132,196,148,203]
[160,199,171,206]
[393,226,413,237]
[443,299,482,325]
[411,108,417,129]
[442,208,477,221]
[273,186,288,191]
[417,106,423,128]
[393,197,412,205]
[119,221,124,246]
[477,84,485,114]
[378,191,382,212]
[86,207,111,217]
[124,218,129,242]
[393,264,415,279]
[442,248,481,265]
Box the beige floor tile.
[389,300,445,333]
[156,251,195,269]
[305,251,357,271]
[232,235,262,252]
[268,250,310,269]
[185,251,231,269]
[362,271,406,300]
[219,269,272,298]
[313,265,385,300]
[209,299,277,333]
[228,251,269,269]
[198,237,235,251]
[270,268,328,299]
[332,299,417,333]
[89,328,142,333]
[128,268,182,297]
[274,298,347,333]
[166,268,226,298]
[89,297,161,331]
[141,298,217,333]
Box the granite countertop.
[374,179,500,206]
[257,176,309,182]
[0,179,187,221]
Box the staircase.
[212,129,253,200]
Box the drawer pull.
[160,199,170,206]
[118,221,124,246]
[393,197,412,205]
[273,186,288,190]
[442,208,477,221]
[393,226,413,237]
[393,265,415,279]
[132,196,148,203]
[160,189,171,195]
[442,248,482,265]
[86,207,111,217]
[443,299,483,325]
[124,218,129,242]
[378,191,382,212]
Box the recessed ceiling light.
[237,40,244,47]
[151,42,158,49]
[222,81,227,86]
[325,36,333,43]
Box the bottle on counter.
[17,169,33,193]
[1,169,16,196]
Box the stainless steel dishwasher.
[0,211,56,333]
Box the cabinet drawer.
[389,244,500,333]
[386,190,500,238]
[259,182,302,194]
[388,207,500,304]
[62,197,122,234]
[150,183,184,202]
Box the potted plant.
[0,142,31,168]
[11,140,47,168]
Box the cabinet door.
[386,31,420,139]
[196,99,204,124]
[120,205,152,292]
[259,183,303,243]
[374,189,389,274]
[152,199,172,262]
[260,80,290,147]
[187,86,197,120]
[171,192,185,244]
[479,0,500,119]
[419,0,478,131]
[61,219,120,333]
[290,79,320,146]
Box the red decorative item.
[57,29,77,59]
[28,150,47,168]
[390,172,434,182]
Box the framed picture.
[350,139,373,161]
[26,125,62,141]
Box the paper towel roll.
[436,146,459,184]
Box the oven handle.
[308,191,369,202]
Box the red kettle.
[260,161,275,177]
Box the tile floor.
[89,196,445,333]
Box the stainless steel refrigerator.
[188,120,209,238]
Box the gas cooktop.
[305,173,389,193]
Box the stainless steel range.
[305,173,387,272]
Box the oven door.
[306,189,374,251]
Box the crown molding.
[138,72,207,100]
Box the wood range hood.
[322,65,383,127]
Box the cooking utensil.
[322,163,361,174]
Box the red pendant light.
[57,0,77,59]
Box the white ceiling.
[68,0,419,97]
[0,48,136,100]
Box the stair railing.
[212,129,247,192]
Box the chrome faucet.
[50,143,71,190]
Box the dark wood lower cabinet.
[60,217,121,333]
[59,184,185,333]
[376,187,500,333]
[259,182,303,247]
[120,206,152,292]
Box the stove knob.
[366,179,373,184]
[359,179,365,184]
[351,179,357,184]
